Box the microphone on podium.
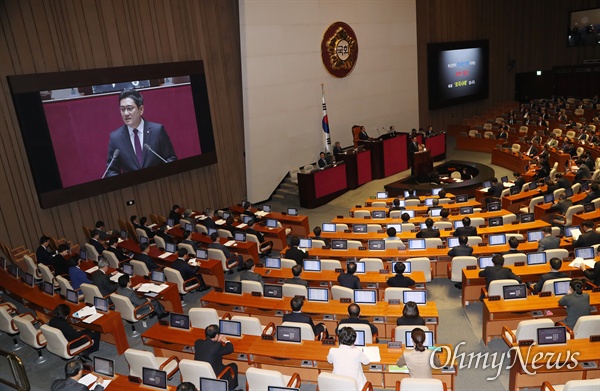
[102,149,120,179]
[143,143,168,163]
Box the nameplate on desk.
[478,243,487,247]
[301,360,314,367]
[363,216,371,219]
[344,230,352,233]
[323,314,334,320]
[358,247,367,251]
[335,268,344,273]
[514,262,525,267]
[369,364,382,372]
[255,263,264,268]
[251,291,262,297]
[355,205,362,208]
[445,228,452,231]
[373,317,385,323]
[518,339,534,346]
[281,212,287,216]
[518,239,526,243]
[233,306,244,311]
[320,282,329,287]
[437,245,445,249]
[488,295,501,301]
[322,338,336,345]
[215,288,223,292]
[425,317,437,324]
[237,353,247,360]
[388,299,401,305]
[466,265,477,270]
[539,291,552,297]
[261,334,273,340]
[340,298,351,303]
[377,230,385,233]
[589,335,600,342]
[411,229,419,233]
[564,257,573,262]
[275,310,284,316]
[128,376,141,384]
[159,319,168,326]
[387,341,402,349]
[511,221,520,225]
[337,215,344,219]
[379,269,389,274]
[581,361,598,369]
[593,287,600,293]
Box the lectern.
[413,150,433,177]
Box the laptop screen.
[208,228,217,236]
[430,207,442,217]
[527,231,544,242]
[183,223,193,232]
[354,261,366,274]
[424,198,434,206]
[354,290,377,304]
[488,217,503,226]
[276,326,302,343]
[478,256,494,269]
[447,237,459,248]
[368,240,385,250]
[554,280,570,296]
[170,313,190,330]
[456,194,468,203]
[268,387,300,391]
[66,289,78,304]
[583,202,595,213]
[262,205,272,213]
[510,186,520,195]
[543,194,554,204]
[529,182,538,190]
[376,192,388,199]
[453,220,464,229]
[139,236,149,245]
[8,264,18,278]
[219,319,242,337]
[322,223,337,233]
[482,181,492,188]
[581,182,589,192]
[575,247,595,260]
[166,218,175,227]
[331,239,347,250]
[408,239,426,250]
[527,252,547,265]
[196,249,208,260]
[234,232,246,242]
[200,377,228,391]
[565,188,574,197]
[299,238,312,249]
[432,188,442,195]
[79,249,87,260]
[372,211,386,219]
[404,210,415,218]
[287,208,298,216]
[520,213,534,223]
[487,202,501,211]
[460,206,474,215]
[265,257,281,269]
[565,226,581,238]
[165,242,177,253]
[151,270,165,283]
[405,330,434,348]
[43,281,54,296]
[263,284,283,298]
[224,281,242,294]
[122,263,134,275]
[23,273,34,287]
[120,230,128,239]
[353,224,367,233]
[403,290,426,305]
[94,297,109,313]
[488,234,506,246]
[387,223,402,232]
[537,327,567,345]
[307,287,329,302]
[222,212,231,220]
[501,176,508,183]
[265,219,278,228]
[93,356,115,378]
[142,367,167,390]
[354,330,366,346]
[303,259,321,272]
[502,284,527,300]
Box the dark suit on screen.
[194,338,238,390]
[105,121,177,177]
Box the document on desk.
[224,240,236,247]
[86,266,99,273]
[196,215,207,221]
[503,182,515,187]
[82,313,104,324]
[480,187,490,193]
[109,272,124,282]
[215,219,226,225]
[387,365,409,373]
[237,223,247,229]
[570,228,582,240]
[137,283,168,293]
[73,306,97,319]
[361,346,381,362]
[148,223,157,229]
[79,374,112,388]
[255,211,269,217]
[454,179,463,182]
[158,252,172,259]
[569,258,597,269]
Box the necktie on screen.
[134,128,143,166]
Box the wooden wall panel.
[0,0,245,250]
[417,0,600,131]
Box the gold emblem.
[321,22,358,78]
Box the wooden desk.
[572,209,600,226]
[363,134,408,179]
[482,291,600,344]
[105,375,176,390]
[364,194,457,206]
[491,149,532,174]
[349,200,481,216]
[332,209,511,226]
[501,186,548,214]
[456,135,501,153]
[298,163,348,208]
[228,206,310,237]
[0,268,129,354]
[336,148,372,190]
[533,193,587,220]
[232,221,287,251]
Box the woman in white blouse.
[327,327,371,389]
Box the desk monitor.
[527,252,547,265]
[405,330,434,348]
[0,257,6,270]
[430,207,442,217]
[303,259,321,272]
[120,230,128,239]
[265,257,281,269]
[354,330,366,346]
[354,261,366,274]
[520,213,534,223]
[392,261,411,274]
[234,232,246,242]
[299,238,312,249]
[408,239,426,250]
[510,186,520,195]
[487,202,501,211]
[262,205,272,213]
[354,289,377,304]
[488,234,506,246]
[488,217,503,227]
[331,239,348,250]
[581,182,589,192]
[208,228,217,236]
[224,281,242,294]
[460,206,473,215]
[456,194,468,203]
[553,280,570,296]
[276,325,302,343]
[387,224,402,233]
[404,210,415,218]
[8,264,18,278]
[165,242,177,253]
[424,198,434,207]
[397,200,406,208]
[432,188,442,196]
[170,313,190,330]
[478,256,494,269]
[265,219,278,229]
[263,284,283,299]
[307,287,329,302]
[241,215,253,224]
[583,202,595,213]
[447,237,459,248]
[453,220,464,229]
[527,231,544,242]
[139,235,149,245]
[529,182,538,191]
[482,181,492,188]
[183,223,194,232]
[166,218,175,227]
[352,224,367,233]
[403,190,411,198]
[23,272,34,287]
[565,188,574,197]
[151,270,165,283]
[501,176,508,183]
[376,192,388,199]
[322,223,337,233]
[287,208,298,216]
[403,290,427,305]
[268,388,300,391]
[368,240,385,250]
[372,210,386,219]
[142,367,167,390]
[537,326,567,346]
[94,297,109,313]
[222,212,231,220]
[66,289,79,304]
[502,284,527,300]
[122,263,134,276]
[196,249,208,260]
[419,223,438,230]
[219,319,242,337]
[543,194,554,204]
[575,246,595,260]
[43,281,54,296]
[200,377,229,391]
[79,249,87,260]
[565,226,580,238]
[93,356,115,378]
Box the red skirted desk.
[336,148,372,190]
[363,133,408,179]
[298,164,348,209]
[425,133,447,161]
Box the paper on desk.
[158,252,172,259]
[224,240,236,247]
[570,228,582,240]
[439,176,449,180]
[109,272,124,282]
[78,374,97,387]
[503,182,515,187]
[73,306,96,319]
[83,313,103,324]
[569,257,597,269]
[148,223,157,229]
[196,215,207,220]
[481,187,490,192]
[215,219,226,225]
[137,283,168,293]
[255,211,268,217]
[188,260,198,267]
[86,266,99,273]
[453,179,463,182]
[237,223,247,229]
[361,346,381,362]
[117,238,124,243]
[387,365,409,373]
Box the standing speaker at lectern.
[105,89,177,177]
[408,135,422,175]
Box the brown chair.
[81,226,92,242]
[352,125,362,148]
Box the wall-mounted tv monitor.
[568,8,600,47]
[7,61,217,208]
[427,40,489,110]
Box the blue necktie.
[133,128,143,166]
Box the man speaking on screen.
[104,89,177,177]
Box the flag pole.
[321,83,331,153]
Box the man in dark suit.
[581,183,600,205]
[336,303,378,342]
[94,220,114,241]
[91,259,118,297]
[478,254,522,291]
[575,159,592,181]
[333,141,343,155]
[154,224,174,245]
[537,227,560,251]
[284,264,309,287]
[240,201,256,220]
[574,220,600,248]
[386,262,415,287]
[238,259,264,287]
[138,217,156,238]
[486,178,504,204]
[542,178,560,196]
[172,248,203,286]
[448,235,474,257]
[524,141,539,157]
[408,136,420,175]
[452,216,477,237]
[194,324,238,390]
[199,209,218,231]
[117,274,168,318]
[282,296,327,338]
[105,89,177,177]
[88,230,106,255]
[503,237,521,254]
[181,230,199,252]
[105,237,129,262]
[497,127,508,140]
[317,152,329,168]
[221,217,237,238]
[208,232,243,267]
[284,236,308,266]
[358,126,370,141]
[416,218,440,238]
[36,235,55,267]
[245,219,265,243]
[133,244,160,271]
[388,199,403,216]
[561,140,576,156]
[337,261,361,289]
[555,173,571,189]
[168,204,181,226]
[130,215,142,230]
[529,258,568,293]
[49,305,100,361]
[582,259,600,286]
[513,172,525,191]
[51,359,104,391]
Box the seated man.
[138,217,156,238]
[537,227,559,251]
[485,177,504,206]
[88,230,106,256]
[194,324,238,390]
[105,237,129,262]
[172,248,207,290]
[168,204,181,226]
[416,218,440,238]
[478,254,522,292]
[199,209,218,231]
[282,296,327,338]
[154,223,174,245]
[36,235,55,267]
[312,226,330,246]
[238,259,264,287]
[209,232,243,268]
[438,208,450,221]
[133,243,160,271]
[317,152,329,168]
[284,264,309,287]
[68,257,92,292]
[51,359,104,391]
[91,258,118,297]
[550,192,573,225]
[94,220,114,241]
[573,220,600,248]
[384,227,406,249]
[117,274,168,319]
[49,305,100,362]
[581,183,600,205]
[448,235,473,257]
[388,199,403,215]
[181,230,199,252]
[337,261,361,289]
[284,236,308,266]
[336,303,378,342]
[222,216,237,238]
[529,258,568,294]
[386,262,415,287]
[453,217,477,237]
[240,201,256,220]
[502,237,521,254]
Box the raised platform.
[384,160,495,198]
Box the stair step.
[280,182,297,189]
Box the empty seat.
[400,378,445,391]
[572,315,600,339]
[318,372,372,391]
[359,258,383,272]
[383,287,411,302]
[246,367,301,391]
[124,348,179,379]
[189,308,220,329]
[331,286,354,301]
[282,283,308,298]
[13,314,47,362]
[406,258,431,282]
[111,293,153,337]
[448,256,477,283]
